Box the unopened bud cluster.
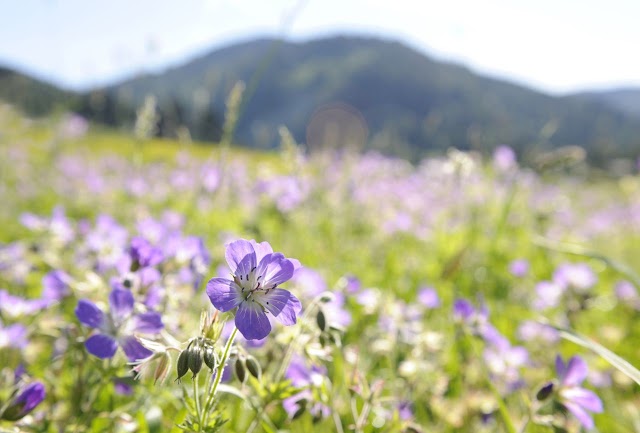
[316,303,345,348]
[232,353,262,383]
[176,337,219,381]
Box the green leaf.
[216,384,248,402]
[486,378,518,433]
[542,321,640,387]
[532,237,640,289]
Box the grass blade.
[541,321,640,387]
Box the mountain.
[108,36,640,163]
[2,35,640,164]
[576,88,640,118]
[0,67,77,116]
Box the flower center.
[234,267,278,304]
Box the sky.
[1,0,639,95]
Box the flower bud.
[536,381,555,401]
[316,310,326,332]
[292,399,308,420]
[154,353,171,385]
[1,382,46,421]
[203,346,217,370]
[319,293,335,303]
[235,358,247,383]
[188,347,203,378]
[245,357,262,379]
[176,349,189,382]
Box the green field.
[1,105,640,433]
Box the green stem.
[202,326,239,427]
[246,403,268,433]
[464,330,518,433]
[194,375,202,430]
[272,294,324,383]
[354,400,372,433]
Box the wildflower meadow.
[1,103,640,433]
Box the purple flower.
[129,236,164,268]
[75,288,163,361]
[58,112,89,139]
[397,401,414,420]
[614,280,639,309]
[517,320,559,343]
[509,259,529,278]
[0,290,47,317]
[20,206,74,245]
[42,270,72,302]
[291,268,328,298]
[282,356,330,420]
[555,355,603,430]
[1,381,46,421]
[417,286,440,309]
[532,281,565,310]
[553,263,597,293]
[483,335,529,393]
[341,274,361,294]
[0,319,28,349]
[453,298,501,344]
[493,145,517,171]
[206,239,302,340]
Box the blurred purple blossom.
[517,320,559,343]
[417,286,440,309]
[532,281,565,310]
[75,288,163,361]
[282,356,330,420]
[493,145,517,171]
[58,113,89,140]
[0,290,47,317]
[453,298,501,344]
[553,263,597,293]
[291,267,328,298]
[555,355,603,430]
[20,206,74,245]
[483,334,529,393]
[508,259,529,277]
[614,280,639,309]
[341,274,362,294]
[129,236,164,269]
[41,270,72,303]
[0,319,28,349]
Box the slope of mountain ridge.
[1,35,639,163]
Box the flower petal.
[206,278,242,312]
[235,302,272,340]
[75,300,105,329]
[251,240,273,264]
[109,288,134,321]
[85,334,118,358]
[563,356,588,386]
[563,401,595,430]
[225,239,256,275]
[561,387,603,413]
[42,270,71,301]
[259,254,295,288]
[121,336,153,361]
[263,289,301,326]
[453,299,474,320]
[288,258,303,273]
[556,354,566,379]
[15,382,46,413]
[131,312,164,334]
